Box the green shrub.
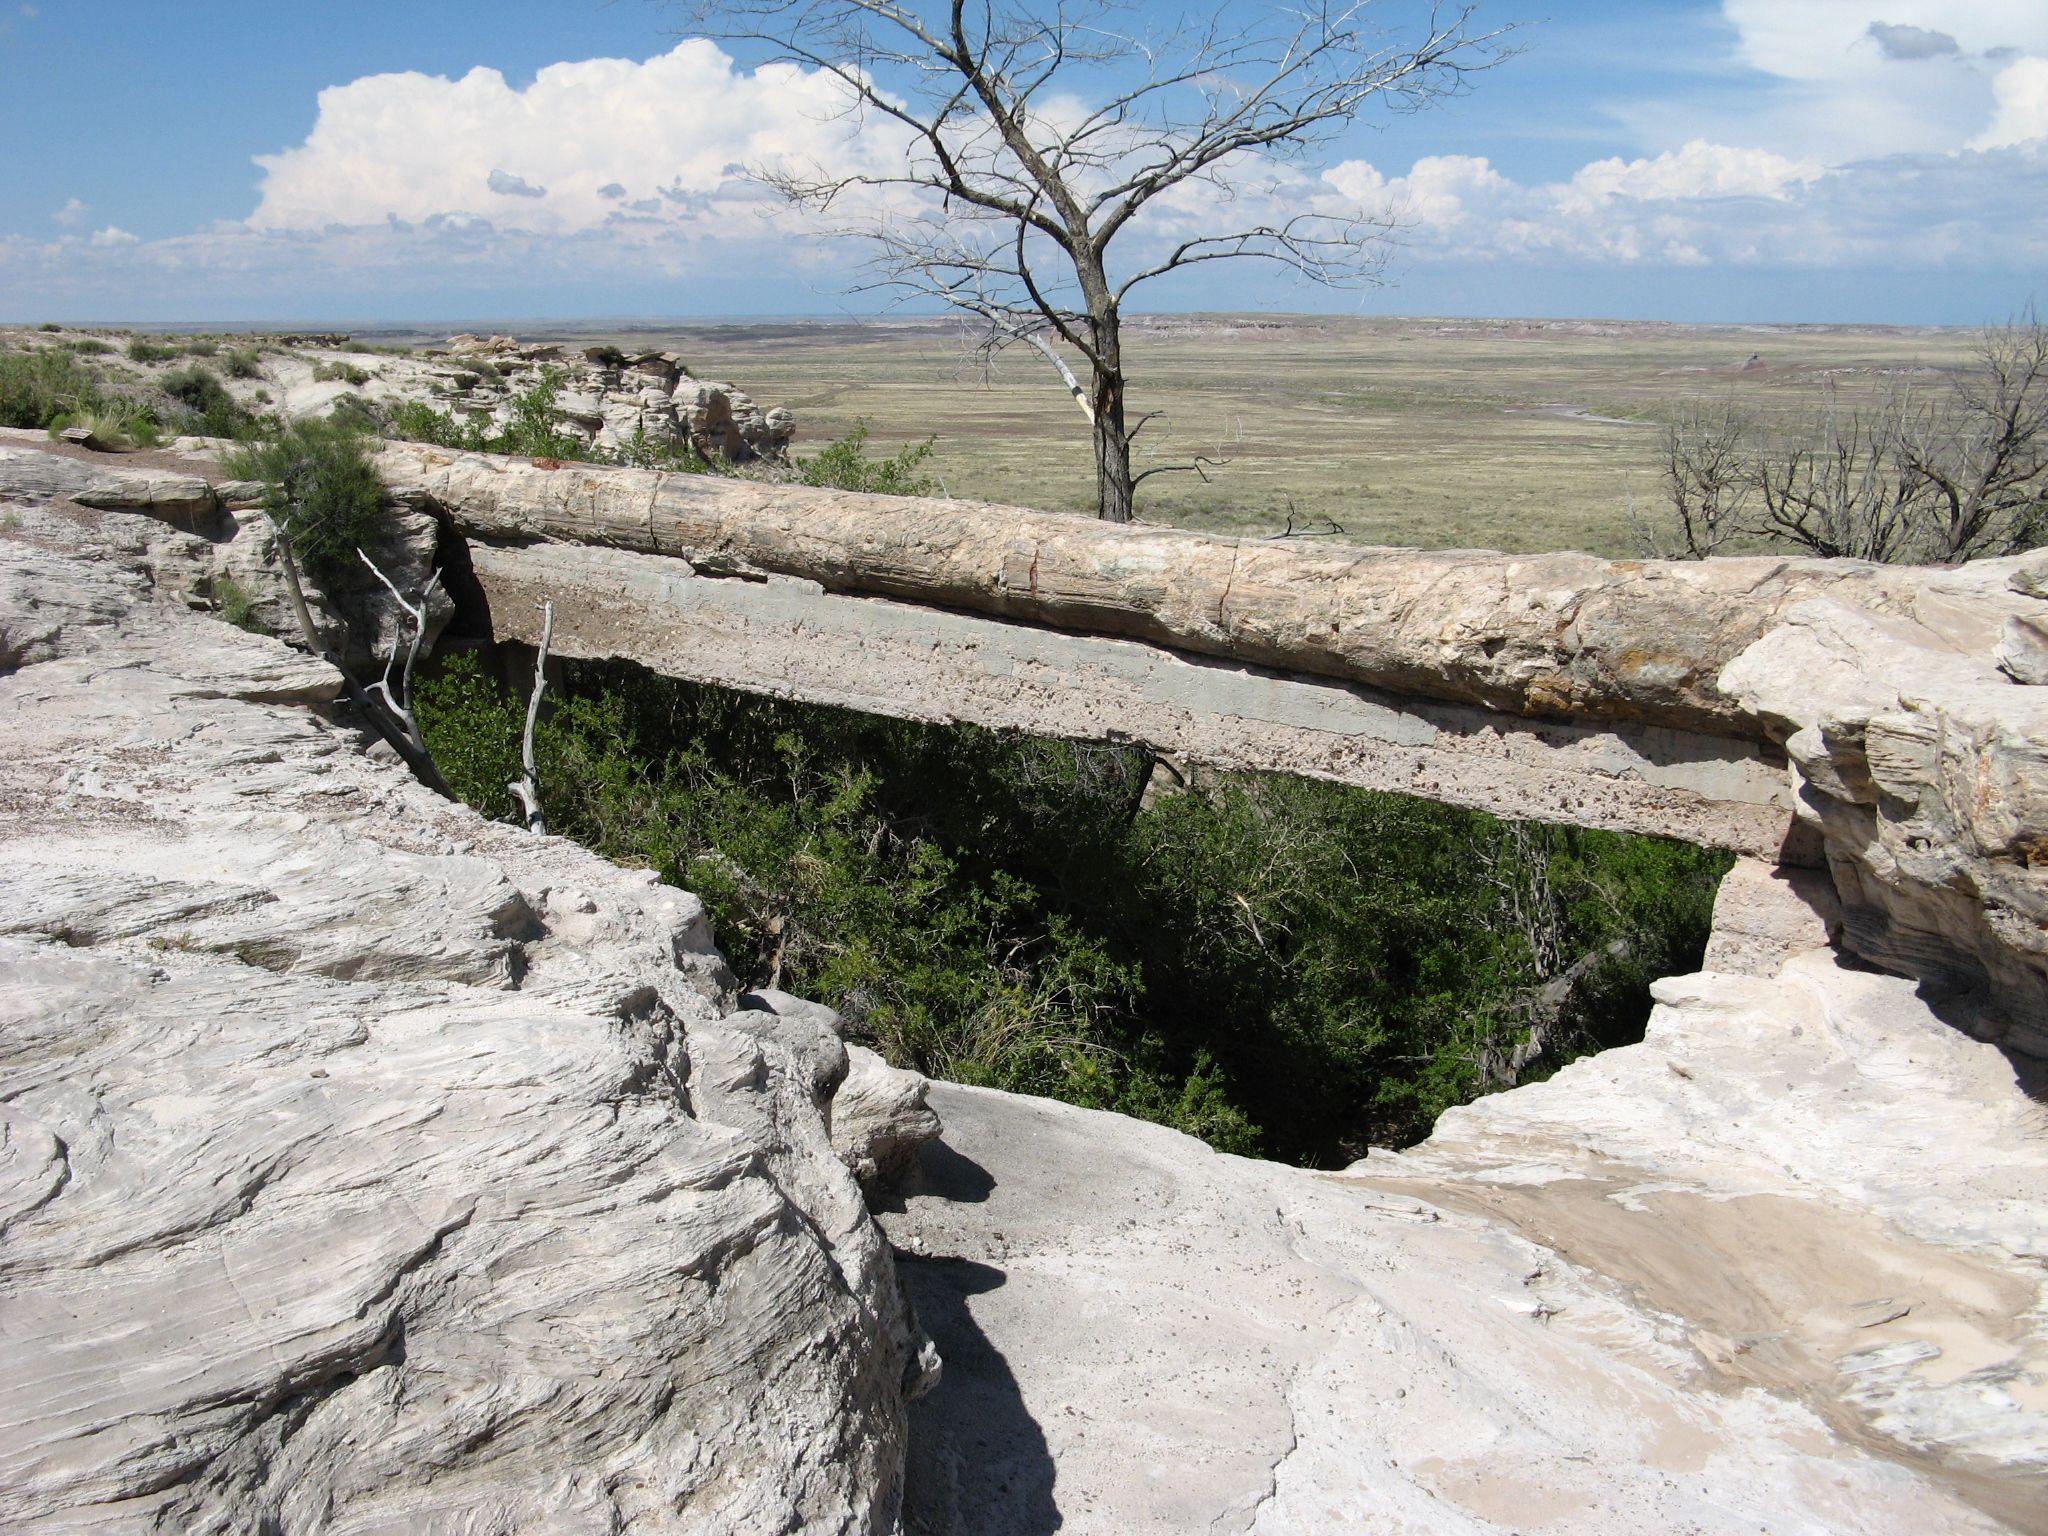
[326,393,388,435]
[492,367,588,459]
[388,399,491,452]
[224,416,386,581]
[799,423,940,495]
[159,365,255,438]
[212,573,266,633]
[1,348,165,443]
[2,348,101,429]
[418,655,1729,1164]
[312,360,373,387]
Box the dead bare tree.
[508,600,554,835]
[357,551,444,761]
[1652,315,2048,565]
[1643,402,1752,559]
[683,0,1505,521]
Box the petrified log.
[375,440,2032,740]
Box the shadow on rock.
[900,1254,1061,1535]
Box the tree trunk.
[1092,369,1134,523]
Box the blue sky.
[1,0,2043,323]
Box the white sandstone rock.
[0,504,928,1532]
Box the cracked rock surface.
[883,865,2047,1534]
[0,497,937,1532]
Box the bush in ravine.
[418,654,1729,1165]
[225,417,385,582]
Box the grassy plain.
[376,313,1980,556]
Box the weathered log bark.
[374,439,2033,742]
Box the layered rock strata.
[0,486,937,1530]
[440,334,795,462]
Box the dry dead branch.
[682,0,1507,520]
[509,599,553,835]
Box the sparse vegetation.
[159,365,257,439]
[2,347,160,444]
[223,416,386,581]
[1645,316,2048,564]
[211,574,266,633]
[798,423,940,496]
[419,655,1726,1164]
[312,360,373,387]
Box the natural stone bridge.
[375,440,2048,1056]
[6,428,2048,1531]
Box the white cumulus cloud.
[248,41,903,239]
[1972,57,2048,148]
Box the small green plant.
[494,368,588,460]
[611,423,719,473]
[2,348,149,438]
[160,365,255,439]
[47,405,149,450]
[224,416,386,581]
[212,573,267,633]
[125,338,181,364]
[326,393,388,434]
[799,423,941,495]
[388,399,491,451]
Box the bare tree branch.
[509,600,553,835]
[356,549,443,758]
[678,0,1508,520]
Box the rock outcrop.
[6,431,2048,1532]
[440,334,796,462]
[886,864,2048,1532]
[0,487,936,1529]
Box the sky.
[0,0,2042,324]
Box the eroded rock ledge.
[0,495,939,1531]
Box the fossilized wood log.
[375,440,2034,741]
[467,541,1802,859]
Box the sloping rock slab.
[884,896,2047,1533]
[0,505,929,1532]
